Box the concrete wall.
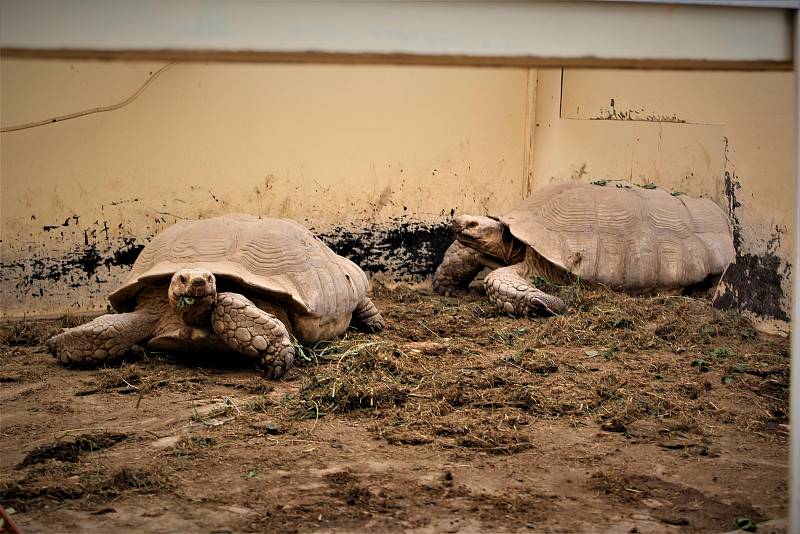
[0,59,530,317]
[1,60,795,331]
[531,68,795,333]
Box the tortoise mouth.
[172,290,216,304]
[171,292,217,316]
[454,233,480,248]
[172,286,216,299]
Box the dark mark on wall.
[187,186,221,203]
[43,215,79,232]
[111,238,145,267]
[108,198,140,206]
[592,98,686,123]
[316,218,454,282]
[714,251,788,321]
[3,218,452,309]
[723,166,742,250]
[2,238,144,294]
[714,139,789,321]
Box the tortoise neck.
[179,301,215,326]
[166,287,217,326]
[499,227,526,265]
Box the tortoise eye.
[179,274,188,284]
[467,221,479,229]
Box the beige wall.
[531,68,795,332]
[1,59,530,317]
[1,60,795,329]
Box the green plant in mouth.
[175,297,195,310]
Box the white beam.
[0,1,793,69]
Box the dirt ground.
[0,282,790,533]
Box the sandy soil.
[0,283,790,533]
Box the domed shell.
[500,181,735,289]
[109,214,369,316]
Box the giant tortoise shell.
[110,214,369,321]
[501,181,735,289]
[433,180,735,316]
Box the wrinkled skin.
[47,269,385,379]
[433,215,567,316]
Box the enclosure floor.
[0,285,789,533]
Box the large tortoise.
[433,180,735,315]
[47,214,385,378]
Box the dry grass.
[291,284,789,451]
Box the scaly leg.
[212,292,295,379]
[432,241,485,296]
[484,258,566,316]
[353,297,385,332]
[47,311,158,365]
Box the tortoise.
[432,180,735,316]
[47,214,385,378]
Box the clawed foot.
[353,297,385,333]
[213,292,295,379]
[47,312,157,365]
[484,266,566,317]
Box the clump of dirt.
[0,466,169,512]
[104,467,170,495]
[326,470,373,506]
[16,433,128,468]
[590,471,765,531]
[0,482,87,511]
[75,362,209,397]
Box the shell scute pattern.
[623,234,659,288]
[595,191,640,235]
[502,181,734,289]
[538,187,596,234]
[592,235,626,288]
[645,196,693,237]
[232,228,315,276]
[656,237,688,287]
[111,215,368,317]
[172,223,231,259]
[681,196,732,235]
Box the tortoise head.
[168,269,218,324]
[453,215,513,260]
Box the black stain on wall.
[592,98,686,123]
[2,218,453,304]
[3,236,144,293]
[316,219,453,281]
[714,167,789,321]
[43,215,79,232]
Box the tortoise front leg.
[484,261,566,316]
[432,241,486,296]
[212,292,295,379]
[47,311,158,365]
[353,297,385,332]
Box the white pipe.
[791,9,800,534]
